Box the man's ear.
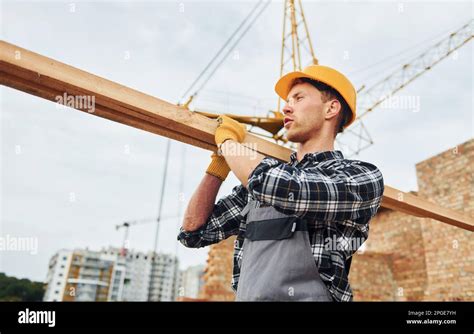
[325,99,341,121]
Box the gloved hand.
[215,115,247,146]
[206,152,231,181]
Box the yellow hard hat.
[275,65,357,128]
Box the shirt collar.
[289,150,344,164]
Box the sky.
[0,0,472,282]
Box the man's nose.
[282,103,293,115]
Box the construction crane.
[277,0,318,109]
[337,19,473,156]
[116,215,179,257]
[116,218,155,257]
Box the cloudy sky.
[1,0,472,282]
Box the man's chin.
[286,131,302,143]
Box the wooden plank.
[382,186,473,231]
[0,41,291,161]
[0,71,216,151]
[1,40,473,231]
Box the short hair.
[290,77,351,137]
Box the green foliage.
[0,272,44,301]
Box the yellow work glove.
[215,115,247,146]
[206,152,231,181]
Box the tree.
[0,272,45,301]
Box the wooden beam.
[1,40,472,232]
[0,41,290,161]
[381,187,473,231]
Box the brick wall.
[199,237,236,301]
[351,139,474,301]
[416,140,473,300]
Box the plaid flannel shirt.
[177,150,384,302]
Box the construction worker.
[178,65,385,301]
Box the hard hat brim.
[274,71,314,101]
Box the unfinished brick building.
[200,139,473,301]
[351,139,473,301]
[199,237,236,301]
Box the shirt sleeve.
[177,184,248,248]
[247,157,384,223]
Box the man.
[178,65,384,302]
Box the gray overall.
[236,199,333,301]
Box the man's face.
[282,82,327,143]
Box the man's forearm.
[182,173,222,232]
[220,140,265,187]
[182,140,263,232]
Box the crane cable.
[179,0,271,106]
